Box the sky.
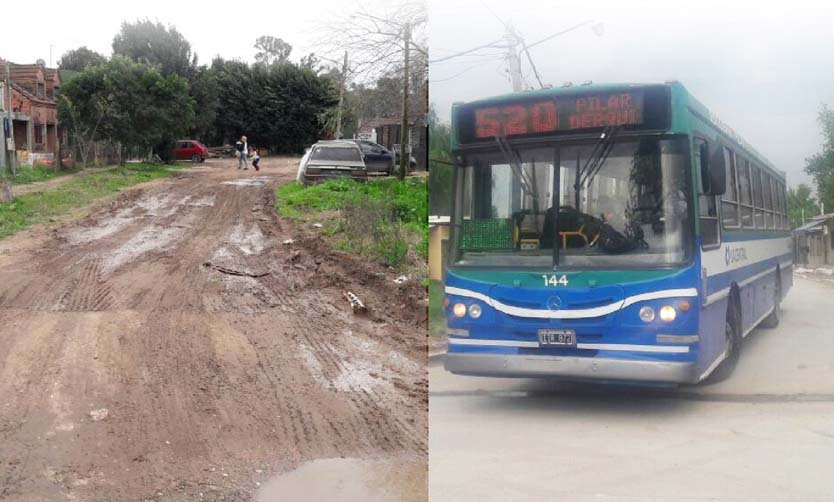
[429,0,834,189]
[2,0,380,68]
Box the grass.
[1,164,83,185]
[429,279,447,338]
[0,163,182,239]
[275,177,428,269]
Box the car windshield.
[310,146,362,162]
[452,137,693,268]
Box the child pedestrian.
[251,147,260,172]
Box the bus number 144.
[542,274,569,287]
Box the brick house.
[0,59,63,168]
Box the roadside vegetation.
[429,279,446,338]
[0,164,82,185]
[276,177,427,271]
[0,163,180,238]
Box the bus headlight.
[453,303,467,318]
[468,303,482,318]
[639,306,655,322]
[659,305,677,322]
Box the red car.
[174,140,208,162]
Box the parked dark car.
[350,139,395,175]
[300,141,368,185]
[392,144,418,171]
[174,140,208,162]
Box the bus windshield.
[453,137,693,268]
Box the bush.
[276,177,427,269]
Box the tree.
[317,1,428,179]
[254,36,292,66]
[112,20,197,78]
[428,104,454,216]
[788,184,818,228]
[57,56,195,164]
[57,46,107,72]
[804,104,834,213]
[208,57,337,153]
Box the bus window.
[737,158,754,227]
[454,148,555,267]
[721,147,740,228]
[778,181,788,229]
[695,138,719,247]
[762,172,774,229]
[751,165,764,228]
[452,138,692,267]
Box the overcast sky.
[2,0,379,69]
[429,0,834,188]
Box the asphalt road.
[429,274,834,502]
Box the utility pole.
[504,25,524,92]
[398,22,410,180]
[5,61,16,175]
[335,51,348,139]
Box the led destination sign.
[455,86,670,145]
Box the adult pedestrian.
[235,136,249,170]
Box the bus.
[441,82,792,384]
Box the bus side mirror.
[699,142,726,196]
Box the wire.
[430,60,497,83]
[526,20,594,50]
[428,38,507,64]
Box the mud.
[257,456,426,502]
[0,158,427,501]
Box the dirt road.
[0,158,427,501]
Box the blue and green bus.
[442,82,791,384]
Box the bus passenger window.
[720,147,740,228]
[696,138,719,247]
[751,165,764,228]
[737,158,754,227]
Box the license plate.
[538,329,576,347]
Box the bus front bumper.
[444,352,697,384]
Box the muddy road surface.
[0,158,427,501]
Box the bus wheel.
[761,274,781,329]
[705,300,742,384]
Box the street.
[429,275,834,502]
[0,158,427,501]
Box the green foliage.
[209,58,338,153]
[57,46,107,72]
[275,177,428,268]
[1,165,81,185]
[57,56,195,162]
[113,19,197,77]
[254,36,293,66]
[0,164,179,239]
[428,279,445,336]
[428,104,453,216]
[804,104,834,213]
[788,184,818,228]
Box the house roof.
[794,214,834,233]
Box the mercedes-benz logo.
[547,296,562,311]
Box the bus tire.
[705,297,742,384]
[760,271,781,329]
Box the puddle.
[257,457,425,502]
[221,176,272,187]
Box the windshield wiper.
[495,135,540,214]
[574,126,620,207]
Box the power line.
[526,20,595,50]
[428,38,507,64]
